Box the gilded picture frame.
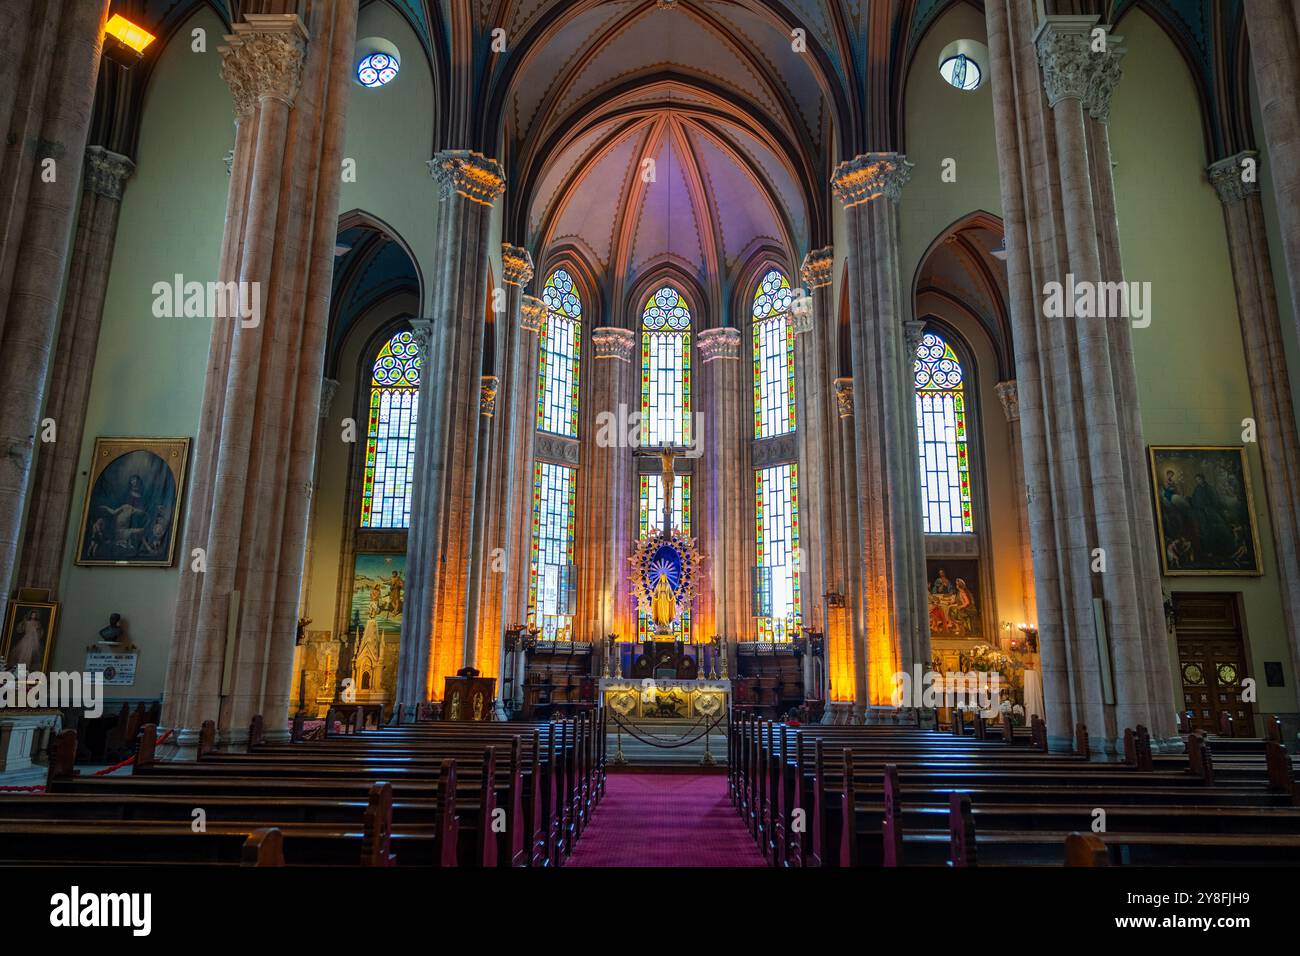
[1,600,58,673]
[75,437,191,567]
[1148,445,1263,576]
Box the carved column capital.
[520,295,545,334]
[502,243,535,287]
[903,320,927,357]
[480,375,499,417]
[697,327,742,363]
[319,378,340,420]
[1034,16,1125,123]
[995,380,1020,423]
[800,247,834,290]
[591,327,636,361]
[83,146,134,200]
[831,153,913,207]
[220,15,309,118]
[410,319,434,363]
[833,378,854,418]
[428,150,506,206]
[1207,151,1260,205]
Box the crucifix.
[634,443,688,538]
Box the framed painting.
[1148,445,1262,576]
[75,438,190,567]
[1,600,58,673]
[926,558,983,640]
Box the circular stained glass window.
[940,53,982,91]
[357,52,399,88]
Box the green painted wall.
[52,9,232,698]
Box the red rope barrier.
[92,727,175,776]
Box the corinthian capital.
[83,146,134,201]
[591,327,636,362]
[410,319,434,364]
[800,247,833,290]
[697,327,742,363]
[831,153,912,208]
[1207,152,1260,206]
[520,295,545,334]
[502,244,535,287]
[220,15,309,118]
[1034,16,1125,123]
[428,150,506,206]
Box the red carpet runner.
[566,772,766,867]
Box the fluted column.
[829,378,862,723]
[1209,152,1300,707]
[476,245,533,695]
[697,328,749,656]
[995,380,1037,629]
[790,247,842,702]
[464,374,498,678]
[0,0,110,597]
[18,146,133,594]
[396,150,505,708]
[831,154,929,716]
[163,4,359,749]
[1245,1,1300,338]
[576,328,637,651]
[504,295,545,637]
[985,7,1177,752]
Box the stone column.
[1209,152,1300,708]
[397,150,505,708]
[984,6,1177,752]
[504,295,545,636]
[163,4,359,749]
[796,248,836,701]
[830,154,930,714]
[697,327,749,657]
[995,379,1037,627]
[830,377,862,723]
[17,146,133,594]
[577,328,637,653]
[463,374,498,677]
[0,0,110,597]
[475,245,533,695]
[1244,1,1300,336]
[298,376,339,610]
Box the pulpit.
[443,672,496,722]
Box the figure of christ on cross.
[633,443,688,539]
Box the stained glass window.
[641,286,691,446]
[360,329,421,528]
[755,463,800,642]
[752,269,796,439]
[538,269,582,437]
[915,330,973,533]
[529,462,577,640]
[638,474,691,640]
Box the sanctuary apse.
[0,0,1299,773]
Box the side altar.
[599,677,729,721]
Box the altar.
[599,678,730,721]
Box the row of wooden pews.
[728,713,1300,867]
[0,710,607,867]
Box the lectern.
[443,669,496,722]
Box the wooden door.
[1172,593,1254,737]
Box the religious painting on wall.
[1,599,58,673]
[348,553,405,701]
[75,438,190,567]
[926,559,982,640]
[1148,446,1262,576]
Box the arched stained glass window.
[538,269,582,436]
[529,461,577,640]
[637,474,691,640]
[361,329,421,529]
[755,463,800,641]
[915,330,973,534]
[752,269,796,439]
[641,286,692,446]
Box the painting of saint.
[1149,447,1262,575]
[926,559,983,640]
[76,438,190,567]
[1,601,57,673]
[351,553,406,639]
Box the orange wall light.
[105,14,157,55]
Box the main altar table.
[598,678,730,720]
